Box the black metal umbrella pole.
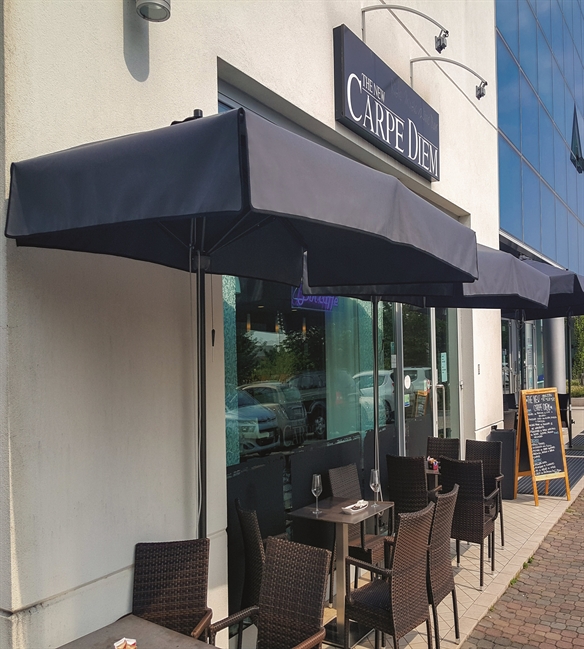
[5,108,479,538]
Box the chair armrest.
[384,535,395,567]
[345,556,391,582]
[484,487,499,504]
[495,474,504,484]
[291,628,326,649]
[208,606,259,645]
[191,608,212,640]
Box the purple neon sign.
[291,285,339,312]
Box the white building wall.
[0,2,500,647]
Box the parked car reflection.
[226,390,280,456]
[239,382,307,448]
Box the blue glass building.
[497,0,584,272]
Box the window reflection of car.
[225,390,280,456]
[353,370,395,423]
[239,382,307,448]
[285,371,327,439]
[405,367,432,393]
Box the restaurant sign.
[334,24,440,181]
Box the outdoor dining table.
[57,614,208,649]
[289,496,394,647]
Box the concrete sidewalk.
[461,480,584,648]
[323,455,584,649]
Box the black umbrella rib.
[156,221,191,251]
[206,209,269,254]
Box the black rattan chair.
[428,485,460,649]
[132,538,212,640]
[328,463,387,582]
[465,439,505,547]
[439,457,498,588]
[209,537,331,649]
[235,499,265,611]
[345,503,435,649]
[427,436,460,461]
[386,454,440,519]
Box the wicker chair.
[428,485,460,649]
[235,499,266,611]
[328,463,386,584]
[386,454,440,519]
[345,504,435,649]
[209,537,331,649]
[465,439,505,547]
[439,457,498,588]
[426,437,460,461]
[132,538,212,640]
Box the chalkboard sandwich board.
[514,388,570,506]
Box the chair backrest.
[465,440,502,494]
[389,503,435,638]
[257,537,331,649]
[428,484,459,606]
[386,454,429,515]
[328,463,362,500]
[427,436,460,461]
[439,457,489,543]
[235,498,266,610]
[132,538,209,636]
[329,463,363,544]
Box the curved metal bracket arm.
[410,56,488,99]
[362,4,449,52]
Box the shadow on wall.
[123,0,149,82]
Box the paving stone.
[461,489,584,649]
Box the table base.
[325,618,372,648]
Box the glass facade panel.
[553,58,566,135]
[498,0,584,272]
[556,199,569,266]
[538,27,554,112]
[536,0,552,42]
[540,104,556,185]
[555,126,568,199]
[498,0,520,57]
[569,212,579,270]
[523,163,542,249]
[541,182,557,258]
[521,74,540,168]
[551,0,564,69]
[498,36,522,148]
[520,1,539,86]
[499,135,523,239]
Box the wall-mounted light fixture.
[362,4,449,53]
[136,0,170,22]
[410,57,488,100]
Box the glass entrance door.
[402,304,433,457]
[434,308,460,440]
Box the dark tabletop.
[57,614,207,649]
[289,497,393,525]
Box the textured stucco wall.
[1,1,500,647]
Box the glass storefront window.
[223,276,398,466]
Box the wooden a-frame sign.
[514,388,570,506]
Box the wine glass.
[312,474,322,515]
[370,468,381,509]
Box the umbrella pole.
[567,316,573,448]
[372,297,380,476]
[197,260,207,539]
